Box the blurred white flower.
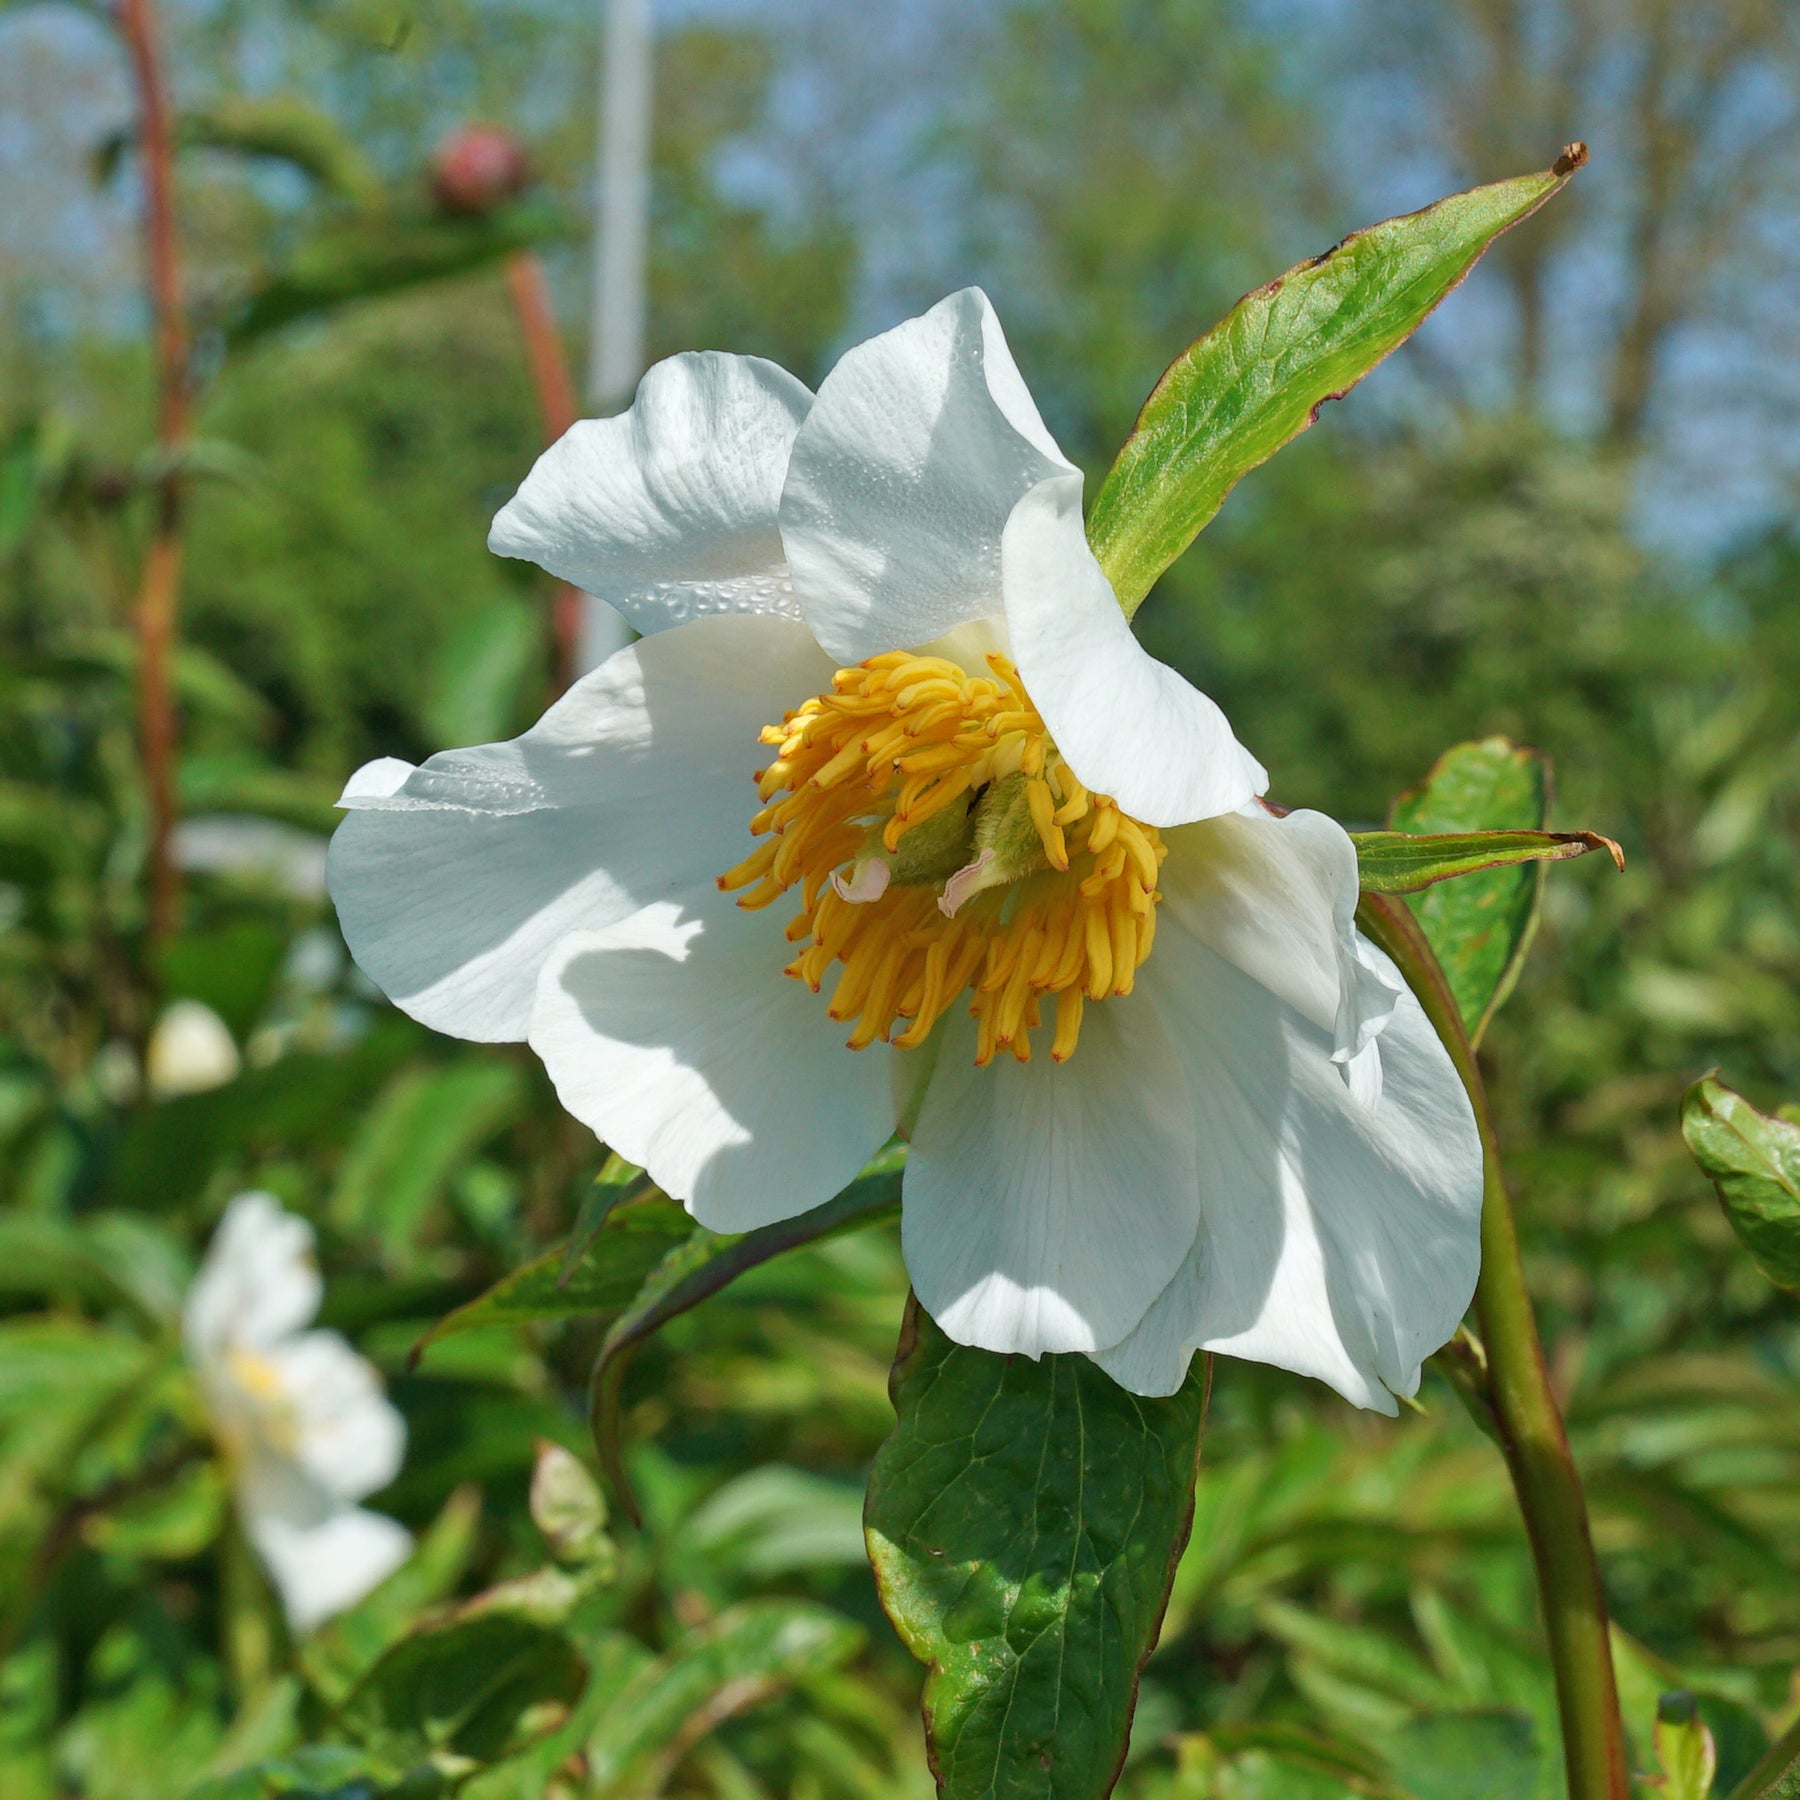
[172,814,329,901]
[184,1193,411,1631]
[146,999,240,1098]
[328,288,1483,1411]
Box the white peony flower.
[184,1193,412,1630]
[326,288,1483,1411]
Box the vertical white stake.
[581,0,652,670]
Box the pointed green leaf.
[559,1152,652,1286]
[1351,828,1621,897]
[865,1303,1208,1800]
[1387,738,1585,1045]
[1088,150,1587,613]
[411,1198,693,1363]
[588,1146,903,1520]
[1681,1077,1800,1293]
[583,1600,862,1794]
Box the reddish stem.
[117,0,188,950]
[504,249,584,697]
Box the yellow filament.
[717,649,1167,1065]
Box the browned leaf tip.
[1553,141,1589,177]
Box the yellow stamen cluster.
[718,649,1166,1064]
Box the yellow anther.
[1051,989,1084,1062]
[715,647,1166,1063]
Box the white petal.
[1160,808,1402,1061]
[901,1002,1200,1359]
[1002,473,1268,827]
[184,1193,320,1361]
[780,288,1075,664]
[528,896,900,1232]
[241,1471,412,1633]
[337,757,413,804]
[327,613,834,1043]
[1092,926,1483,1410]
[265,1330,407,1503]
[488,352,813,635]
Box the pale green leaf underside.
[1681,1076,1800,1294]
[1088,154,1583,615]
[1352,827,1622,895]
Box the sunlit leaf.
[1088,150,1587,613]
[1657,1692,1720,1800]
[865,1303,1207,1800]
[1681,1077,1800,1293]
[1388,738,1576,1045]
[1351,827,1620,896]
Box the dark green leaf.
[1087,151,1586,613]
[334,1612,584,1768]
[1351,827,1621,896]
[1728,1712,1800,1800]
[299,1487,484,1706]
[411,1197,694,1363]
[1388,738,1564,1044]
[865,1302,1208,1800]
[583,1600,862,1794]
[587,1146,903,1521]
[1681,1077,1800,1293]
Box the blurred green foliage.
[3,0,1799,1794]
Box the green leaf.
[558,1153,651,1285]
[586,1146,903,1520]
[334,1611,585,1770]
[1388,1710,1542,1800]
[1681,1077,1800,1293]
[299,1487,484,1706]
[330,1061,525,1259]
[411,1197,694,1363]
[1351,828,1621,897]
[422,597,542,750]
[583,1600,863,1795]
[865,1302,1208,1800]
[228,200,579,348]
[528,1442,611,1571]
[1087,149,1587,613]
[1658,1692,1721,1800]
[1727,1711,1800,1799]
[1389,738,1568,1045]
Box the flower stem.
[503,249,585,698]
[117,0,189,951]
[1358,892,1630,1800]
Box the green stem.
[1359,892,1629,1800]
